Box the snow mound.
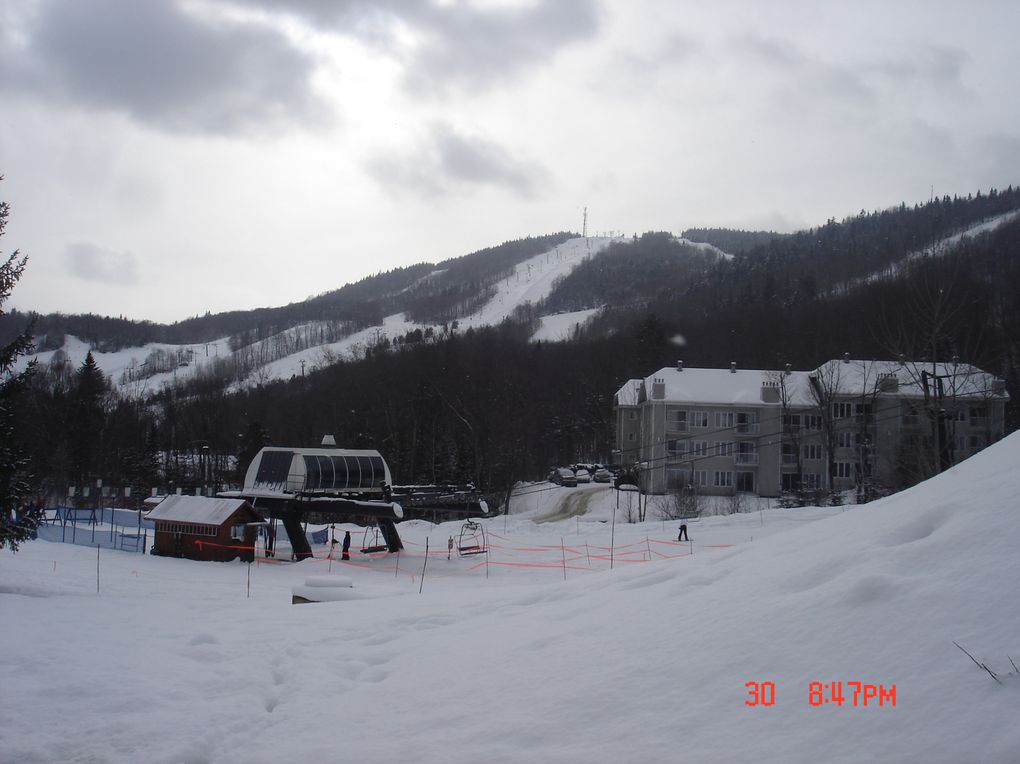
[2,433,1018,761]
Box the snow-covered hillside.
[832,209,1020,294]
[2,431,1018,762]
[20,236,625,390]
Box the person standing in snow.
[448,535,454,560]
[341,531,351,561]
[678,524,688,542]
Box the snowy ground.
[3,433,1019,763]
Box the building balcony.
[736,422,759,435]
[735,453,759,465]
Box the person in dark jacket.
[341,531,351,560]
[678,524,689,542]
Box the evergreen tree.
[69,351,110,484]
[0,179,41,551]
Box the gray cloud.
[0,0,322,134]
[64,242,141,285]
[738,33,873,105]
[231,0,602,95]
[366,123,546,198]
[867,45,971,96]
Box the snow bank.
[1,435,1018,762]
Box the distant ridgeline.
[1,233,576,354]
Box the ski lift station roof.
[241,446,393,499]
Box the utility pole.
[582,207,588,238]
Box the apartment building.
[613,358,1009,497]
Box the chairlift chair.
[457,520,488,557]
[360,524,389,554]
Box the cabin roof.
[146,495,260,526]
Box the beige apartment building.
[613,358,1009,497]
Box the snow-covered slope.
[832,209,1020,294]
[20,236,625,389]
[2,432,1017,762]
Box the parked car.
[552,467,577,487]
[592,467,613,483]
[575,468,592,483]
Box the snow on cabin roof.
[146,495,259,526]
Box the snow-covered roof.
[620,366,815,407]
[615,379,643,406]
[615,359,1007,408]
[813,359,1009,400]
[146,495,259,526]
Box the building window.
[231,524,246,540]
[715,441,734,457]
[736,442,758,465]
[666,468,689,490]
[691,411,709,428]
[968,406,989,426]
[736,471,755,492]
[713,471,733,488]
[692,470,707,487]
[803,414,822,431]
[783,414,801,432]
[666,440,686,458]
[802,444,823,461]
[902,403,920,427]
[803,473,821,490]
[736,411,759,433]
[689,441,709,458]
[833,402,853,419]
[781,473,801,492]
[835,462,852,478]
[668,410,688,432]
[837,431,856,449]
[782,443,798,464]
[715,411,734,429]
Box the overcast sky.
[1,0,1018,324]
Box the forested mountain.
[0,233,574,353]
[8,187,1020,505]
[680,227,787,254]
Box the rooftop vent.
[730,362,737,374]
[842,353,850,364]
[785,363,792,376]
[677,360,684,372]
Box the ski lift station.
[220,437,488,561]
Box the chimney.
[321,434,337,447]
[677,360,684,372]
[785,363,791,376]
[842,353,850,364]
[730,362,737,374]
[651,378,666,400]
[898,354,905,366]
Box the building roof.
[813,359,1009,400]
[615,379,643,406]
[613,359,1008,408]
[146,495,260,526]
[618,366,816,407]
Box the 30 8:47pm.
[744,681,897,707]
